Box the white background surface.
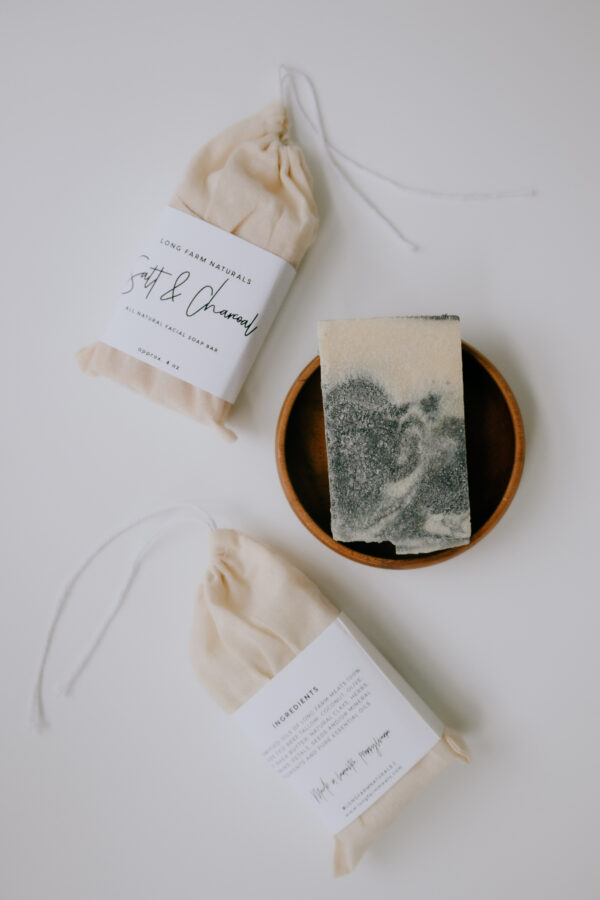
[2,1,599,898]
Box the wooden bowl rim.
[275,341,525,569]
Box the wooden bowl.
[275,343,525,568]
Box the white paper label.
[101,207,295,403]
[232,614,443,834]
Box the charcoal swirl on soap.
[322,375,471,554]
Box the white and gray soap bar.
[318,316,471,554]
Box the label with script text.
[232,614,443,834]
[102,207,295,403]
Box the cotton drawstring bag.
[77,101,318,442]
[77,67,533,443]
[190,526,469,876]
[33,507,469,877]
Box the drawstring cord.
[32,504,216,731]
[279,65,536,252]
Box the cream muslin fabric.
[190,529,469,876]
[77,101,319,442]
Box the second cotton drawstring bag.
[33,508,469,877]
[77,102,318,442]
[190,527,469,876]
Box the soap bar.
[318,316,471,554]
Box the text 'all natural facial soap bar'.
[318,316,471,554]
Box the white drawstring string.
[279,65,536,252]
[32,504,216,731]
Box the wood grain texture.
[275,343,525,569]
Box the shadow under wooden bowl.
[275,343,525,569]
